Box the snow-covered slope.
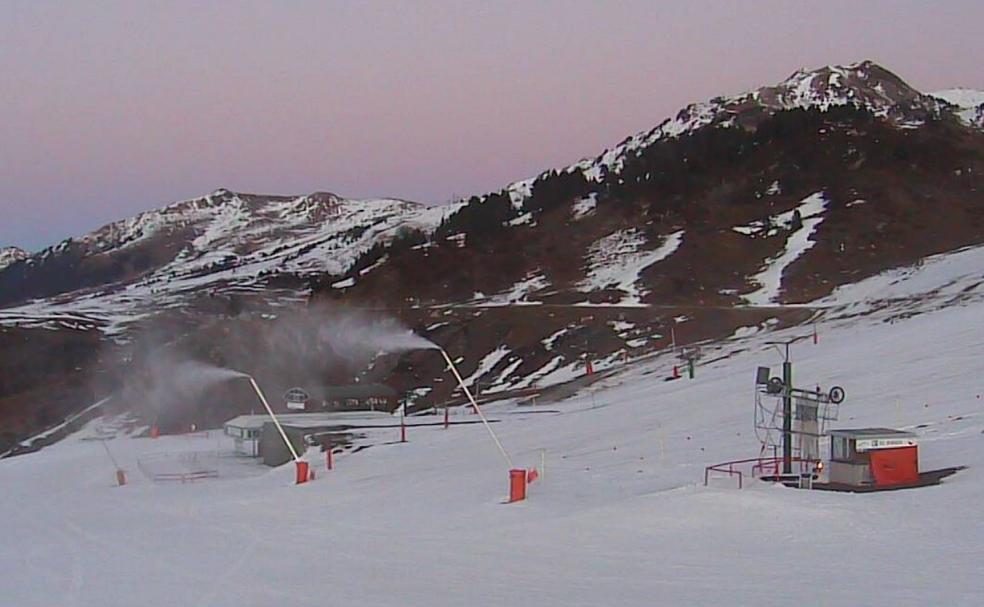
[3,246,984,606]
[0,246,27,271]
[0,190,459,335]
[932,88,984,129]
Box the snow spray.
[131,353,250,430]
[245,304,441,394]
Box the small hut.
[827,428,918,488]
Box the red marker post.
[509,469,527,503]
[295,461,309,485]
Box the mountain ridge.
[0,247,28,271]
[2,60,984,451]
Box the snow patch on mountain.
[743,192,828,305]
[479,273,549,306]
[580,230,684,306]
[571,193,598,220]
[0,247,28,271]
[461,346,512,388]
[932,89,984,128]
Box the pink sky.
[1,0,982,251]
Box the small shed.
[827,428,919,488]
[224,411,394,466]
[259,422,308,467]
[224,415,265,457]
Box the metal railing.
[704,456,814,489]
[137,450,221,483]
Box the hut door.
[869,446,919,486]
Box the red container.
[509,469,527,502]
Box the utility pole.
[782,350,792,475]
[766,337,805,476]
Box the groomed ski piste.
[3,246,984,606]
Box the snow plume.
[261,304,438,375]
[311,305,439,355]
[120,348,251,428]
[117,304,436,428]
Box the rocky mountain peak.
[757,60,929,112]
[0,247,28,271]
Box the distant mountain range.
[2,60,983,453]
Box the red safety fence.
[704,456,815,489]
